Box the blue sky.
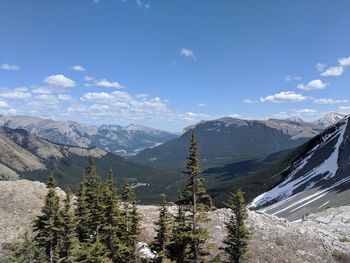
[0,0,350,131]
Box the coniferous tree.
[3,233,46,263]
[152,195,172,261]
[130,188,141,262]
[76,182,90,243]
[75,157,104,243]
[33,176,62,263]
[168,194,189,263]
[83,157,104,241]
[59,187,79,262]
[182,132,211,263]
[121,182,133,234]
[222,189,251,263]
[100,169,130,262]
[76,239,112,263]
[120,182,141,262]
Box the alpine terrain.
[0,126,180,203]
[0,115,177,156]
[250,115,350,221]
[134,115,333,170]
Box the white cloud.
[285,75,301,82]
[339,56,350,67]
[198,103,207,107]
[81,91,132,102]
[298,79,327,91]
[85,76,123,88]
[58,94,73,101]
[44,74,76,88]
[294,108,317,114]
[315,63,326,72]
[90,104,109,110]
[229,114,241,118]
[260,91,307,103]
[243,99,254,104]
[339,106,350,115]
[85,76,94,81]
[136,0,150,8]
[32,87,52,94]
[0,90,32,99]
[0,100,9,107]
[1,63,20,70]
[96,79,122,88]
[180,48,197,61]
[312,98,348,104]
[321,66,343,77]
[71,65,86,72]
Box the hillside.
[250,115,350,221]
[0,115,177,156]
[134,117,326,170]
[1,180,349,262]
[0,127,181,203]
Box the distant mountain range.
[0,115,177,156]
[0,112,346,206]
[250,115,350,221]
[134,114,344,170]
[0,126,180,203]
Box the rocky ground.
[1,180,349,262]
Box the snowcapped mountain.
[0,115,177,156]
[313,112,345,127]
[250,115,350,221]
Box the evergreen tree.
[121,182,141,262]
[33,176,62,263]
[75,182,90,243]
[121,181,133,234]
[100,169,130,262]
[76,157,104,242]
[168,194,189,263]
[75,239,112,263]
[152,195,172,261]
[59,187,79,262]
[129,188,141,262]
[222,189,251,263]
[182,132,211,263]
[3,233,46,263]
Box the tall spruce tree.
[152,195,172,261]
[182,132,211,263]
[76,182,90,243]
[33,176,62,263]
[84,157,104,240]
[222,189,251,263]
[100,169,130,262]
[130,188,141,262]
[120,182,141,261]
[59,187,79,262]
[168,193,189,263]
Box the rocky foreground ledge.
[0,180,349,262]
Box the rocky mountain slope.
[134,116,329,170]
[0,115,177,156]
[1,180,349,262]
[0,127,180,203]
[250,115,350,221]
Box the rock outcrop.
[1,180,349,262]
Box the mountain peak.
[314,112,345,127]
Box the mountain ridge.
[0,115,177,156]
[250,115,350,221]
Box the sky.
[0,0,350,132]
